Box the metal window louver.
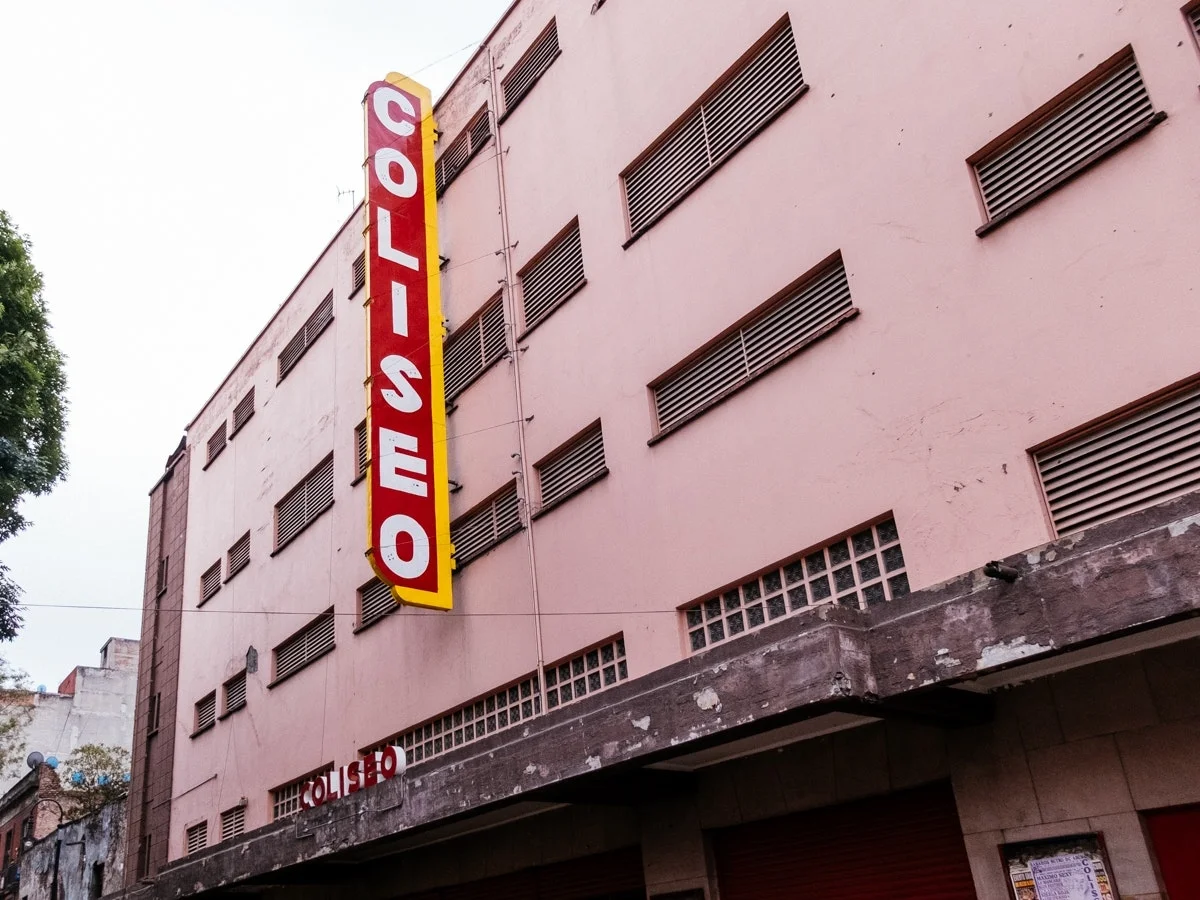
[684,518,909,654]
[1191,5,1200,41]
[200,561,222,604]
[468,108,491,152]
[537,425,606,510]
[544,636,627,710]
[624,21,804,236]
[186,822,207,856]
[206,422,227,466]
[195,693,216,731]
[232,388,255,435]
[274,610,335,681]
[451,484,522,568]
[444,296,506,400]
[975,54,1156,222]
[369,672,541,767]
[520,222,585,331]
[501,19,560,113]
[435,108,491,195]
[358,578,395,629]
[278,292,335,380]
[275,455,335,549]
[653,258,852,433]
[351,253,366,296]
[220,807,245,842]
[226,533,250,580]
[223,671,247,715]
[1035,381,1200,535]
[355,421,369,478]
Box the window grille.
[232,388,255,436]
[1035,380,1200,535]
[545,636,627,710]
[357,578,395,630]
[274,454,335,550]
[519,221,585,331]
[278,292,334,380]
[146,692,160,735]
[536,423,606,511]
[273,609,335,682]
[155,556,169,596]
[652,256,853,435]
[195,693,216,732]
[226,532,250,581]
[199,561,222,605]
[974,52,1158,226]
[220,806,245,842]
[684,518,909,653]
[223,670,247,716]
[435,107,492,194]
[623,20,804,236]
[354,420,369,480]
[351,253,366,297]
[367,673,541,767]
[444,295,506,400]
[501,19,560,114]
[271,765,333,820]
[450,484,522,568]
[185,822,207,856]
[206,422,227,467]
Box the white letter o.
[381,515,430,579]
[375,147,418,199]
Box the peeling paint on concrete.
[1168,513,1200,537]
[977,636,1054,670]
[935,649,961,667]
[523,764,538,775]
[694,687,721,711]
[632,715,650,731]
[585,755,602,771]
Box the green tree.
[0,209,68,640]
[60,744,130,816]
[0,658,31,779]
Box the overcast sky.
[0,0,510,689]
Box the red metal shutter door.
[713,781,977,900]
[1146,805,1200,899]
[536,846,645,899]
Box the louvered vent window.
[501,19,560,114]
[444,296,506,400]
[351,253,366,297]
[195,693,216,732]
[147,692,161,735]
[451,484,522,568]
[226,532,250,581]
[974,52,1160,229]
[366,672,541,767]
[199,561,222,605]
[223,670,247,716]
[354,420,369,480]
[271,765,332,820]
[185,822,207,856]
[1035,381,1200,535]
[519,221,585,332]
[231,388,255,436]
[435,107,492,195]
[545,636,627,710]
[220,807,245,842]
[623,20,804,237]
[275,455,335,550]
[206,422,227,467]
[273,609,335,683]
[278,292,334,380]
[155,556,169,596]
[536,424,607,512]
[685,518,909,654]
[1191,5,1200,41]
[358,578,395,630]
[652,256,854,436]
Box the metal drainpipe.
[486,47,547,705]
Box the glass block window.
[272,765,332,820]
[683,518,909,653]
[220,806,245,842]
[199,561,222,605]
[185,821,207,856]
[367,673,541,767]
[545,636,627,710]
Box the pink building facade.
[127,2,1200,898]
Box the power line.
[18,603,680,618]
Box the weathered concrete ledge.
[134,491,1200,899]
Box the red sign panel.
[363,75,453,610]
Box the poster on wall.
[1002,833,1120,900]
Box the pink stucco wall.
[168,0,1200,857]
